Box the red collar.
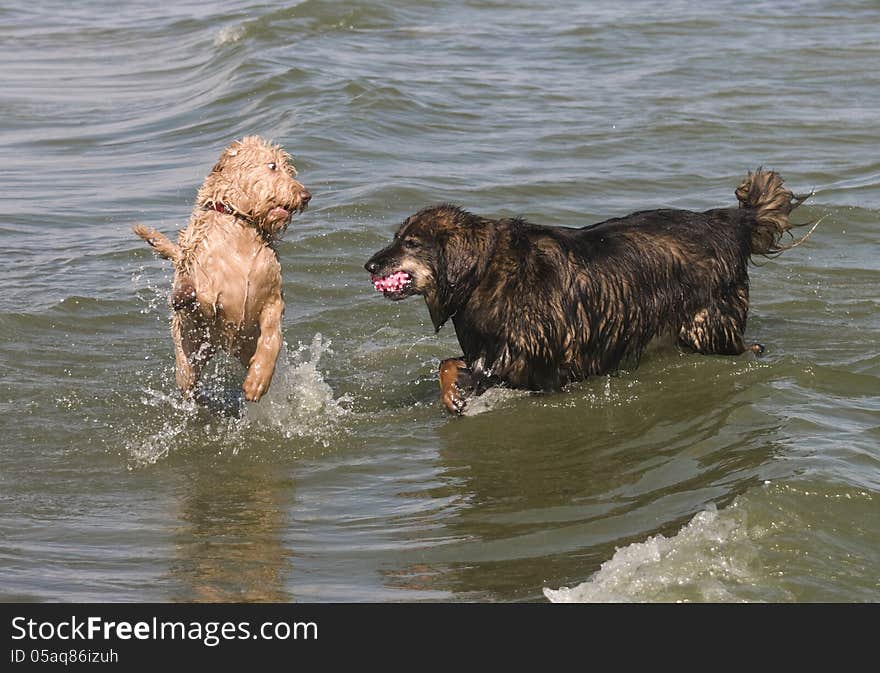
[204,201,235,215]
[202,201,265,235]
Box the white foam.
[461,386,528,415]
[544,501,767,603]
[461,374,629,415]
[214,24,247,47]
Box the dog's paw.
[438,358,473,416]
[443,371,475,415]
[242,371,269,402]
[441,383,469,416]
[748,342,766,356]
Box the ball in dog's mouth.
[372,271,412,297]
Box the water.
[1,0,877,602]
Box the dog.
[134,135,311,402]
[365,169,814,415]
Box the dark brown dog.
[365,169,814,414]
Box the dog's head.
[365,205,496,331]
[197,135,311,238]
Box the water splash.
[126,398,197,467]
[244,333,352,442]
[461,386,527,416]
[460,374,628,416]
[131,266,170,318]
[125,333,350,467]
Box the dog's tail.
[735,168,817,257]
[133,224,181,263]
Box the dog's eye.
[402,238,421,249]
[267,162,277,171]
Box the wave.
[211,0,401,49]
[544,500,767,603]
[543,479,879,603]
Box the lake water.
[1,0,877,602]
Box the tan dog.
[134,136,310,402]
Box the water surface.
[1,0,877,602]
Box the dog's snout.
[365,259,379,274]
[300,190,311,205]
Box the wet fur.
[134,135,310,402]
[366,169,812,413]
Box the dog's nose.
[300,190,311,205]
[365,260,378,274]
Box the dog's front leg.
[242,297,283,402]
[439,357,477,415]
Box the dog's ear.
[425,294,451,333]
[199,144,256,217]
[441,216,496,290]
[209,145,239,174]
[425,213,495,331]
